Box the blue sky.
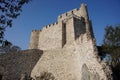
[5,0,120,50]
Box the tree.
[0,0,31,46]
[101,24,120,80]
[0,43,21,54]
[102,24,120,66]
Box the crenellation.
[51,22,57,26]
[41,22,59,31]
[52,23,54,26]
[42,26,47,30]
[45,25,47,28]
[54,22,58,25]
[32,30,39,32]
[66,12,68,16]
[72,8,79,12]
[48,24,51,27]
[58,8,80,21]
[81,3,87,7]
[61,13,67,18]
[39,29,42,31]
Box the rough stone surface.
[28,3,92,50]
[81,64,100,80]
[0,49,43,80]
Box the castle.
[0,3,112,80]
[29,4,94,50]
[29,4,112,80]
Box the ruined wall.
[31,36,112,80]
[81,64,100,80]
[31,48,81,80]
[0,49,43,80]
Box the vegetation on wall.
[0,43,21,54]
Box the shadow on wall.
[35,71,56,80]
[0,74,2,80]
[0,49,43,80]
[0,65,4,80]
[81,64,100,80]
[74,17,86,40]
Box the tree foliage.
[0,43,21,54]
[0,0,30,46]
[103,25,120,46]
[102,24,120,80]
[102,25,120,65]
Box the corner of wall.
[29,30,40,49]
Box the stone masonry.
[0,49,43,80]
[30,3,112,80]
[29,4,94,50]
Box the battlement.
[42,22,58,30]
[32,30,41,32]
[58,3,89,21]
[32,21,58,32]
[58,8,79,19]
[29,3,91,50]
[62,13,85,22]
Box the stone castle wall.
[0,49,43,80]
[29,4,90,50]
[31,34,112,80]
[58,4,89,21]
[29,30,40,49]
[30,4,112,80]
[38,21,63,50]
[29,21,64,50]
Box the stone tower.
[29,3,112,80]
[29,4,94,50]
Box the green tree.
[0,0,30,46]
[0,43,21,54]
[102,24,120,67]
[102,24,120,80]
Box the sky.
[5,0,120,50]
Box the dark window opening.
[62,23,66,47]
[0,75,3,80]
